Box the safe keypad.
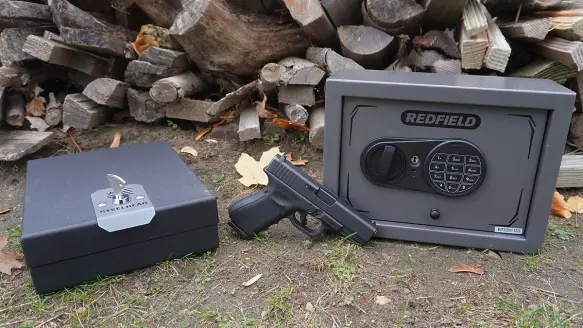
[429,153,482,195]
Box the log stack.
[2,0,583,158]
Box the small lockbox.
[21,141,219,293]
[323,70,575,254]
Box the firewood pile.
[3,0,583,160]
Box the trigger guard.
[289,211,326,240]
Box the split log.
[83,78,130,108]
[49,0,136,41]
[127,88,165,123]
[226,0,278,13]
[0,131,55,162]
[508,59,576,84]
[557,155,583,188]
[407,49,445,70]
[308,107,325,150]
[338,25,397,69]
[0,0,53,28]
[134,0,183,28]
[62,93,111,129]
[460,27,488,70]
[69,70,97,88]
[320,0,362,27]
[283,104,308,125]
[0,87,4,123]
[277,57,326,85]
[169,0,311,76]
[22,35,109,77]
[208,121,238,140]
[282,0,337,48]
[237,105,261,141]
[124,71,160,88]
[45,93,63,126]
[126,60,184,77]
[429,59,462,74]
[59,27,136,59]
[0,27,44,66]
[364,0,425,35]
[421,0,467,30]
[412,30,461,59]
[165,99,219,122]
[461,0,487,37]
[258,63,284,93]
[138,47,189,70]
[498,18,553,42]
[549,16,583,41]
[532,36,583,70]
[305,47,364,76]
[150,72,207,103]
[43,30,63,42]
[527,0,562,10]
[278,85,315,107]
[5,92,25,127]
[207,80,258,117]
[483,12,512,73]
[0,66,34,88]
[574,71,583,110]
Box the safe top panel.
[323,70,575,253]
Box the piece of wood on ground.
[551,16,583,41]
[0,0,53,28]
[124,60,184,87]
[498,18,553,42]
[59,27,136,59]
[82,78,130,108]
[420,0,467,30]
[169,0,310,75]
[0,130,55,162]
[277,57,326,86]
[138,47,189,70]
[5,92,25,127]
[0,27,44,66]
[406,49,445,70]
[22,35,109,77]
[165,99,219,122]
[508,59,577,84]
[532,36,583,71]
[306,47,364,76]
[282,0,337,48]
[309,107,325,150]
[206,80,258,117]
[483,10,512,73]
[150,71,206,103]
[429,59,462,74]
[45,92,63,126]
[320,0,362,27]
[364,0,425,35]
[278,85,315,107]
[258,63,284,93]
[413,30,461,59]
[127,88,166,123]
[283,103,309,125]
[62,93,111,129]
[134,0,184,28]
[460,26,488,70]
[461,0,487,37]
[557,154,583,188]
[237,105,261,141]
[338,25,397,69]
[0,87,4,122]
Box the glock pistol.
[228,154,377,245]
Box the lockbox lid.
[21,141,218,268]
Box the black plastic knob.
[430,209,440,220]
[365,144,406,183]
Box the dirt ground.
[1,122,582,328]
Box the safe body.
[323,70,575,253]
[21,141,219,293]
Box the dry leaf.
[305,302,315,312]
[0,208,9,215]
[255,94,274,119]
[448,264,484,275]
[205,139,218,144]
[0,235,25,276]
[566,196,583,214]
[25,87,47,117]
[25,116,49,132]
[285,152,308,166]
[376,296,390,305]
[242,273,262,287]
[110,131,121,148]
[272,117,310,132]
[180,146,198,157]
[235,147,283,186]
[551,190,572,219]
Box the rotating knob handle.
[362,142,406,184]
[376,145,396,181]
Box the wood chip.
[242,273,262,287]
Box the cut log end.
[338,25,397,69]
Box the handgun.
[228,154,377,245]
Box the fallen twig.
[68,131,82,152]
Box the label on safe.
[494,227,523,235]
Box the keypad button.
[447,154,464,163]
[465,155,481,165]
[446,164,463,173]
[446,183,460,193]
[463,175,479,184]
[434,181,447,191]
[458,183,473,193]
[446,173,462,183]
[430,162,446,172]
[432,153,447,162]
[430,172,445,181]
[464,166,481,175]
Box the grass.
[195,309,257,328]
[2,226,21,239]
[522,252,545,272]
[547,223,574,241]
[320,238,361,283]
[292,133,307,145]
[263,286,294,325]
[212,174,225,185]
[263,133,281,145]
[496,296,581,328]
